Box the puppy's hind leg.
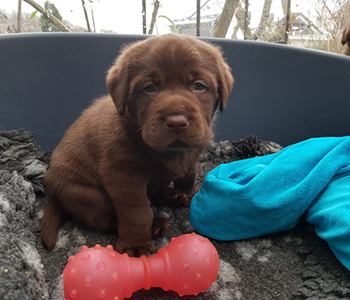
[42,171,117,250]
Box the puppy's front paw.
[153,187,190,207]
[186,185,200,199]
[152,216,171,239]
[115,239,156,257]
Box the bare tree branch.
[23,0,71,32]
[148,0,160,34]
[81,0,92,32]
[313,0,350,53]
[91,8,96,32]
[0,12,18,32]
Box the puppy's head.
[342,21,350,55]
[106,34,234,152]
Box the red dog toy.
[63,233,219,300]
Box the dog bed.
[1,128,350,300]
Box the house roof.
[173,14,218,26]
[292,12,324,36]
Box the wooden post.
[196,0,201,36]
[243,0,249,39]
[17,0,22,32]
[285,0,291,44]
[142,0,147,34]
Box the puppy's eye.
[193,82,207,91]
[143,84,156,93]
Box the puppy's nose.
[165,115,189,133]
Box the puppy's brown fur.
[41,34,234,256]
[342,21,350,55]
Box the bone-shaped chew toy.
[63,233,220,300]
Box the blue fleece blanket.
[190,136,350,271]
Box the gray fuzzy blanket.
[0,128,349,300]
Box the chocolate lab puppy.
[41,34,234,256]
[342,21,350,55]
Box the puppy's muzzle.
[142,96,211,151]
[165,115,189,134]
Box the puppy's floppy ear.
[341,22,350,45]
[106,51,130,116]
[217,57,234,113]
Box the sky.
[1,0,314,35]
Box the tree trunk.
[213,0,240,38]
[231,1,251,39]
[232,3,243,39]
[148,0,160,34]
[252,0,272,40]
[23,0,71,32]
[281,0,288,16]
[81,0,92,32]
[17,0,22,32]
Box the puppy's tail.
[41,202,64,251]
